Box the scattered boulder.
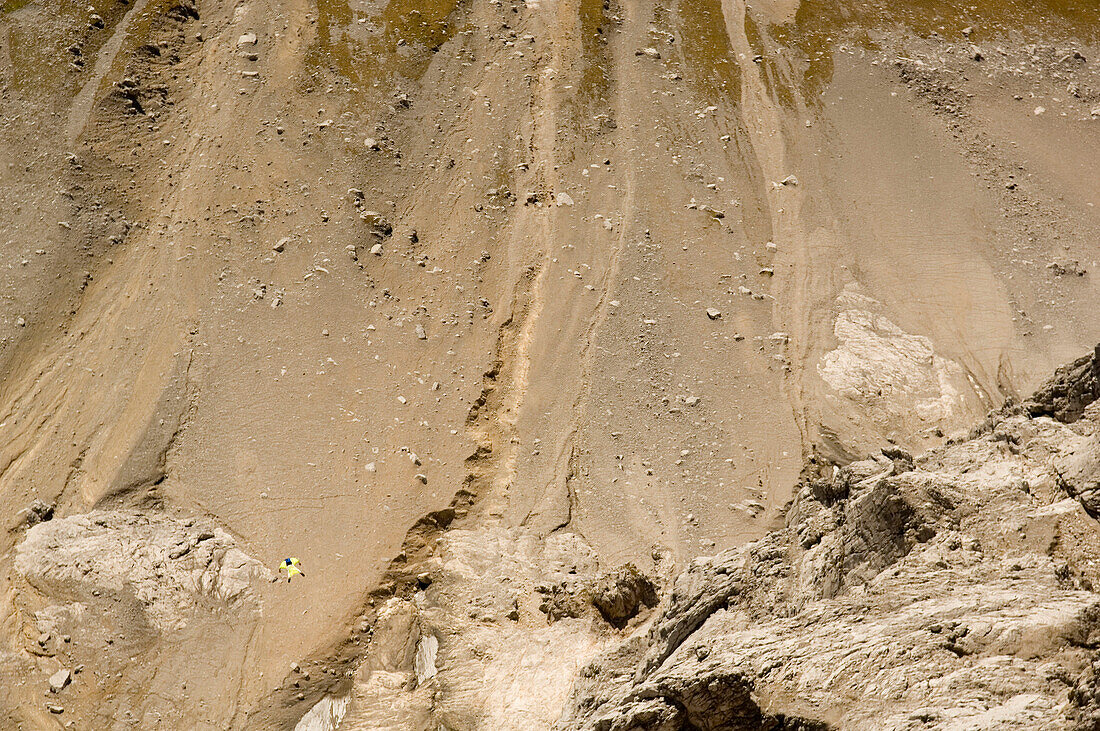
[360,210,393,238]
[591,565,657,628]
[48,668,72,693]
[16,499,55,527]
[1047,260,1087,277]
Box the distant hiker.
[280,557,305,582]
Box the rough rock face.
[15,510,268,630]
[557,404,1100,729]
[591,565,658,629]
[314,528,664,730]
[5,510,270,726]
[1024,345,1100,424]
[283,351,1100,731]
[816,287,977,441]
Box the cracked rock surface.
[15,510,268,630]
[557,404,1100,730]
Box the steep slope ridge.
[555,346,1100,730]
[0,0,1098,727]
[328,349,1100,730]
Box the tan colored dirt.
[0,0,1098,726]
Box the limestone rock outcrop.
[291,350,1100,731]
[1024,345,1100,424]
[557,402,1100,730]
[4,509,271,726]
[15,510,269,631]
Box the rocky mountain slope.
[557,347,1100,731]
[290,345,1100,731]
[1,0,1099,727]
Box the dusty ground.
[0,0,1099,727]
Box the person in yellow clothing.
[280,557,305,582]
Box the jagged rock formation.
[280,348,1100,731]
[555,365,1100,730]
[591,565,658,629]
[15,510,268,630]
[316,528,630,730]
[1024,345,1100,424]
[2,0,1100,723]
[4,511,270,726]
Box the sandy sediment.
[0,0,1098,726]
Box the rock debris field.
[1,0,1100,727]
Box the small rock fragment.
[18,500,54,526]
[49,669,72,693]
[706,308,722,320]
